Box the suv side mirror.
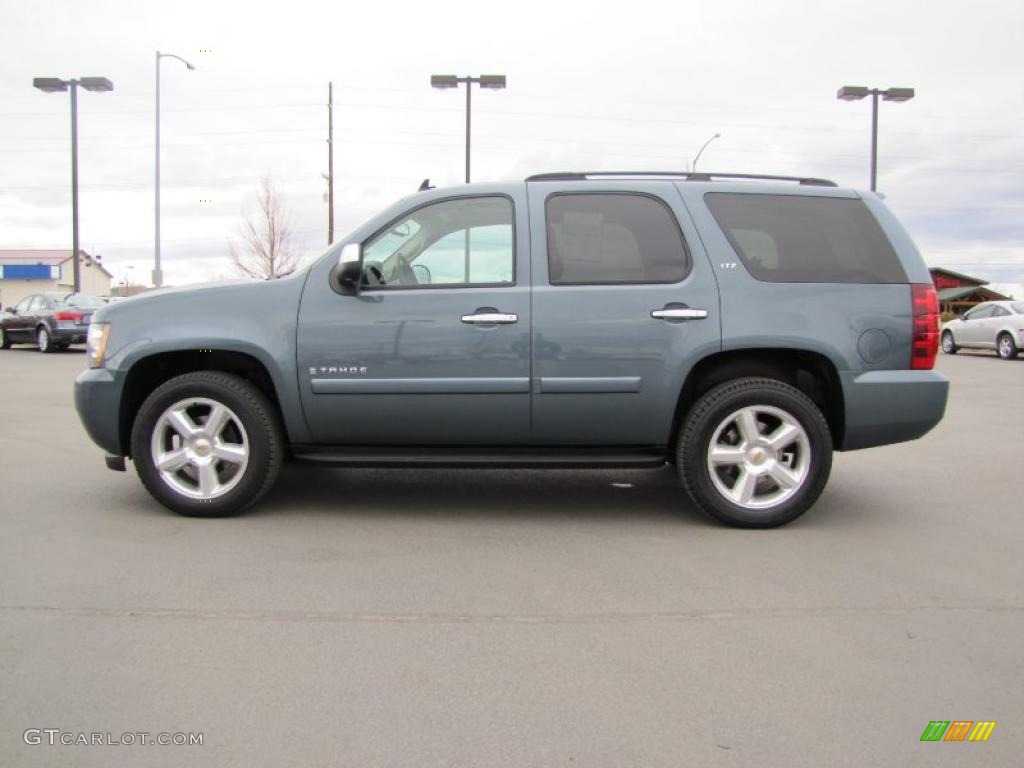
[330,243,363,296]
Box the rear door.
[527,182,721,446]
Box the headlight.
[86,322,111,369]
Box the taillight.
[53,311,83,322]
[911,284,940,370]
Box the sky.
[2,0,1022,296]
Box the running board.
[289,446,667,469]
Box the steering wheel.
[363,260,387,286]
[394,254,419,286]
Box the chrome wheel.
[37,327,50,352]
[998,335,1014,358]
[941,332,955,353]
[706,405,811,510]
[150,397,249,500]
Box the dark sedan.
[0,293,105,352]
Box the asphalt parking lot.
[1,345,1020,767]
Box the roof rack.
[525,171,837,187]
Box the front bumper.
[839,369,949,451]
[74,367,124,457]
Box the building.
[0,249,113,310]
[929,267,1010,316]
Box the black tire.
[997,333,1018,360]
[678,377,833,528]
[941,331,957,355]
[0,326,10,349]
[131,371,283,517]
[37,326,54,353]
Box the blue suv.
[75,172,949,527]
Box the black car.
[0,293,105,352]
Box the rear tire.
[997,333,1018,360]
[37,326,54,353]
[131,371,283,517]
[941,331,957,355]
[678,377,833,528]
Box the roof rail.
[525,171,837,187]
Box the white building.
[0,249,113,310]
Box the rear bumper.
[74,367,124,457]
[52,327,89,344]
[839,369,949,451]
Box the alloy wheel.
[150,397,250,500]
[705,404,811,509]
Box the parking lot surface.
[1,345,1021,767]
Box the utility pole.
[327,81,334,245]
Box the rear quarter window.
[705,192,908,284]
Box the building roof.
[0,249,113,278]
[937,285,1010,301]
[929,266,988,286]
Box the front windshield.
[1012,302,1024,314]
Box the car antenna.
[418,178,434,192]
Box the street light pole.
[155,51,195,288]
[837,85,915,192]
[69,82,81,293]
[430,74,506,184]
[33,76,113,294]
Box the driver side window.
[361,196,514,289]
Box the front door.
[527,182,721,446]
[297,191,531,445]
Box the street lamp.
[692,133,721,172]
[837,85,915,191]
[32,76,114,294]
[430,74,506,183]
[155,51,195,288]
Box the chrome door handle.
[651,308,708,320]
[461,312,518,324]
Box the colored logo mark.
[921,721,996,742]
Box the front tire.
[678,377,833,528]
[0,326,10,349]
[997,333,1018,360]
[131,372,283,517]
[37,326,54,353]
[941,331,957,354]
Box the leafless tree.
[230,176,301,279]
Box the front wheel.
[997,333,1018,360]
[131,372,283,517]
[941,331,957,355]
[678,377,833,528]
[0,326,10,349]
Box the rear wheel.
[678,377,833,528]
[997,333,1018,360]
[941,331,957,354]
[131,372,283,517]
[37,326,53,353]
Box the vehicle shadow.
[262,462,714,526]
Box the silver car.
[941,300,1024,359]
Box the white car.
[941,300,1024,359]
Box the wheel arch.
[670,347,845,452]
[118,349,288,458]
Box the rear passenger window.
[546,193,689,285]
[705,193,908,284]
